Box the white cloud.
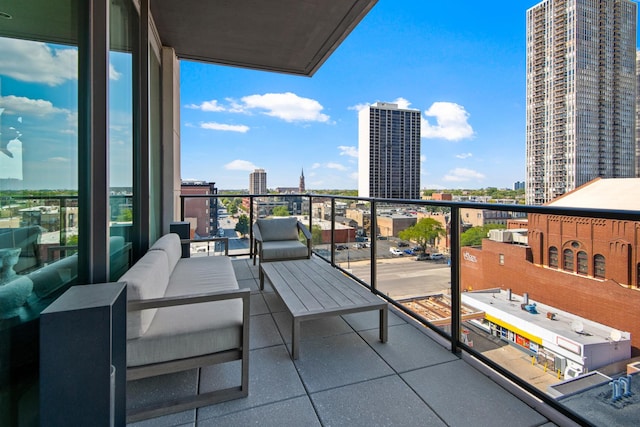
[422,102,474,141]
[109,64,122,81]
[348,103,370,112]
[0,38,77,86]
[420,155,426,163]
[224,160,257,171]
[240,92,329,122]
[185,100,226,112]
[326,162,347,171]
[311,163,322,169]
[338,146,358,158]
[201,122,249,133]
[392,97,411,109]
[456,152,473,159]
[0,95,69,116]
[349,172,359,180]
[48,157,70,163]
[443,168,485,182]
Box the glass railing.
[180,192,640,426]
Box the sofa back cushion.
[257,217,299,241]
[119,249,171,339]
[148,233,182,272]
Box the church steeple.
[299,168,305,193]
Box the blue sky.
[2,1,638,191]
[180,1,549,191]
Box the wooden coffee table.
[260,257,388,359]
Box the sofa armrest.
[252,222,263,242]
[127,288,250,311]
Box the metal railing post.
[370,199,377,292]
[450,206,461,354]
[330,198,336,266]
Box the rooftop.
[462,289,630,347]
[547,178,640,210]
[126,258,574,426]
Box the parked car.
[403,249,415,255]
[398,241,410,247]
[353,243,365,249]
[377,235,388,240]
[389,247,403,256]
[416,253,430,261]
[412,246,423,252]
[335,244,349,251]
[430,253,444,260]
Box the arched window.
[549,247,558,268]
[594,254,605,279]
[563,249,574,272]
[577,251,588,275]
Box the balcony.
[160,191,640,426]
[126,256,562,426]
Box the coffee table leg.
[379,306,388,343]
[292,318,300,359]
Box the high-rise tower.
[249,168,267,194]
[358,102,421,199]
[526,0,637,205]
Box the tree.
[310,225,323,245]
[460,224,505,247]
[398,218,445,250]
[272,206,290,216]
[235,214,249,237]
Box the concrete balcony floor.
[127,258,567,427]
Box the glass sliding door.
[108,0,137,280]
[0,0,79,424]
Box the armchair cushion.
[260,240,309,261]
[256,217,299,241]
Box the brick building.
[180,180,218,238]
[460,178,640,355]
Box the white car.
[389,247,403,256]
[430,253,444,260]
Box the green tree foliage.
[311,225,323,245]
[398,218,445,250]
[460,224,505,247]
[116,208,133,222]
[235,214,249,237]
[271,206,290,216]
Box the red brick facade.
[461,214,640,355]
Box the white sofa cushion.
[256,217,299,241]
[148,233,182,272]
[166,256,238,295]
[127,298,243,366]
[127,255,243,366]
[119,250,170,339]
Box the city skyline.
[179,1,640,191]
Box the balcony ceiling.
[151,0,378,76]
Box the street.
[346,257,451,300]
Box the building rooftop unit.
[463,289,630,350]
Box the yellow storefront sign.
[485,313,543,345]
